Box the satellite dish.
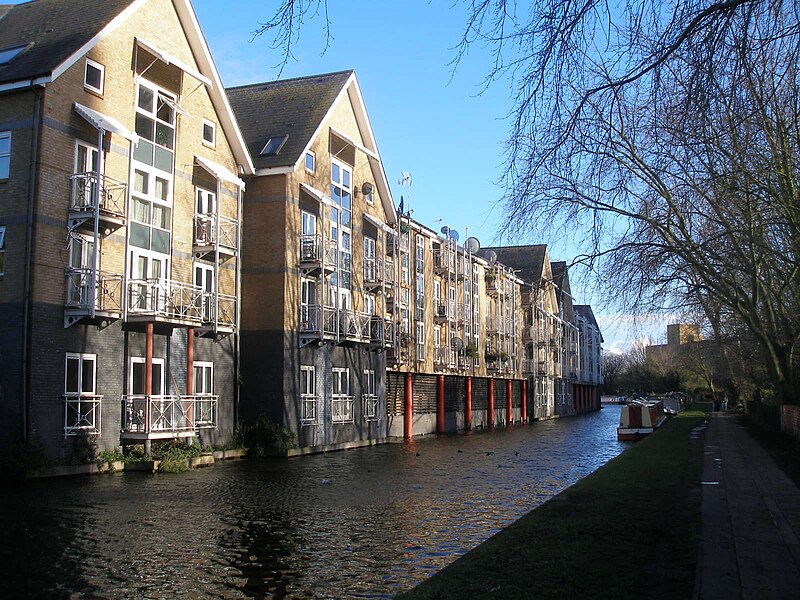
[483,249,497,264]
[448,230,459,242]
[361,182,373,196]
[440,226,449,235]
[450,337,464,352]
[465,237,480,253]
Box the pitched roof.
[482,244,548,286]
[0,0,136,86]
[226,70,354,171]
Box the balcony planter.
[223,448,248,459]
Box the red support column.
[506,379,513,426]
[404,372,413,441]
[465,377,472,431]
[522,379,528,424]
[488,378,495,429]
[437,374,445,434]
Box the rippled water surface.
[1,406,626,599]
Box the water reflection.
[1,406,625,599]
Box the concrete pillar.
[437,374,445,434]
[488,378,495,429]
[506,378,513,426]
[522,379,528,424]
[404,372,413,441]
[465,377,472,431]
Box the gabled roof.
[226,70,354,171]
[574,304,604,342]
[483,244,548,286]
[0,0,137,87]
[0,0,254,174]
[228,70,396,225]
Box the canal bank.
[398,408,708,600]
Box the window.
[300,366,317,424]
[194,187,216,245]
[133,82,176,174]
[194,263,214,322]
[363,370,377,420]
[193,361,216,427]
[416,321,425,360]
[0,44,26,66]
[364,236,376,282]
[364,292,376,316]
[0,225,5,276]
[305,151,315,173]
[331,367,353,422]
[260,134,288,156]
[84,59,105,94]
[64,353,100,435]
[415,234,425,273]
[0,131,10,180]
[202,119,216,147]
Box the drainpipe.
[465,376,472,431]
[21,86,43,442]
[89,127,103,319]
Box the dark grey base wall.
[5,302,237,460]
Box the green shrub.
[242,414,296,457]
[69,430,98,465]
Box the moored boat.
[617,399,668,441]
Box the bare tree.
[253,1,800,403]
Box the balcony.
[299,234,336,275]
[68,171,127,235]
[331,396,354,423]
[64,268,124,328]
[486,316,500,334]
[121,394,217,439]
[127,279,204,327]
[299,304,373,345]
[198,292,237,337]
[369,316,394,348]
[63,395,102,436]
[433,249,456,274]
[193,213,238,261]
[433,345,450,369]
[433,299,450,322]
[364,257,393,290]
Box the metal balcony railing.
[198,292,237,329]
[301,394,318,424]
[363,394,379,421]
[69,171,127,220]
[300,304,373,344]
[127,279,203,323]
[121,395,218,435]
[65,268,124,314]
[63,395,102,435]
[364,257,394,287]
[433,249,456,273]
[369,316,394,347]
[331,396,354,423]
[299,234,337,270]
[194,213,238,254]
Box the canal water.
[1,405,626,599]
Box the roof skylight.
[0,44,27,66]
[260,134,288,156]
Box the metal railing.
[300,304,373,343]
[300,234,337,266]
[369,316,394,347]
[363,394,379,421]
[65,268,123,313]
[194,213,238,253]
[364,257,394,286]
[301,394,318,424]
[433,248,456,272]
[199,292,237,329]
[127,279,203,323]
[121,395,218,434]
[63,395,102,435]
[433,345,451,368]
[69,171,127,219]
[331,396,354,423]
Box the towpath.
[695,412,800,599]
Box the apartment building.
[228,71,397,453]
[385,216,528,435]
[573,305,604,411]
[0,0,253,458]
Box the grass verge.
[398,409,707,600]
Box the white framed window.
[0,225,5,276]
[364,236,376,282]
[331,367,353,423]
[415,234,425,273]
[364,292,376,316]
[194,262,214,322]
[84,58,105,95]
[202,118,216,147]
[193,361,216,427]
[64,353,100,435]
[363,370,377,420]
[130,356,165,396]
[305,150,315,173]
[300,365,317,424]
[66,233,94,307]
[416,321,425,360]
[0,131,10,180]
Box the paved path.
[695,413,800,599]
